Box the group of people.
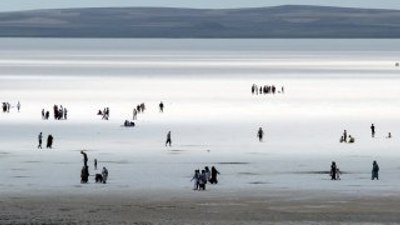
[339,130,355,144]
[37,132,54,149]
[98,107,110,120]
[251,84,284,95]
[330,161,379,180]
[80,150,109,184]
[191,166,220,191]
[340,124,392,143]
[53,105,68,120]
[2,101,20,113]
[132,103,147,120]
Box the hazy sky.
[0,0,399,12]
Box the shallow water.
[0,39,400,194]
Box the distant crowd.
[251,84,284,95]
[41,104,68,120]
[2,101,20,113]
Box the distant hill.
[1,5,400,38]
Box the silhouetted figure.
[41,109,45,119]
[102,167,108,184]
[46,135,53,149]
[81,165,89,184]
[38,132,43,149]
[94,159,98,170]
[257,127,264,142]
[209,166,220,184]
[165,131,172,147]
[81,150,88,167]
[95,174,103,183]
[372,161,379,180]
[370,123,375,138]
[343,130,347,143]
[387,132,392,139]
[123,120,135,127]
[330,161,337,180]
[45,111,50,120]
[159,101,164,113]
[53,105,58,120]
[17,101,21,112]
[339,136,344,143]
[191,170,200,190]
[348,135,355,143]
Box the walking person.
[370,123,375,138]
[372,161,379,180]
[38,132,43,149]
[46,134,53,149]
[165,131,172,147]
[209,166,220,184]
[191,170,200,190]
[257,127,264,142]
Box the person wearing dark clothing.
[94,159,98,170]
[372,161,379,180]
[38,132,43,149]
[81,150,88,167]
[330,161,337,180]
[46,135,53,149]
[81,165,89,184]
[102,167,108,184]
[371,123,375,138]
[165,131,172,147]
[45,111,50,120]
[257,127,264,142]
[209,166,220,184]
[343,130,348,143]
[159,101,164,113]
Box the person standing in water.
[94,158,98,170]
[330,161,337,180]
[46,134,53,149]
[370,123,375,138]
[372,161,379,180]
[17,101,21,112]
[257,127,264,142]
[159,101,164,113]
[165,131,172,147]
[38,132,43,149]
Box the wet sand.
[1,190,400,225]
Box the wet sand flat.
[1,190,400,225]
